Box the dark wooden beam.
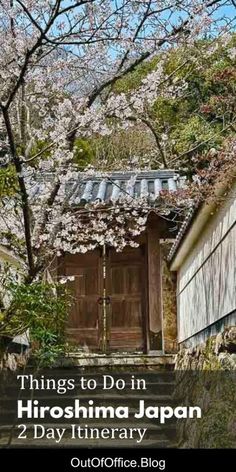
[147,222,163,352]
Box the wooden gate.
[59,251,103,350]
[60,246,147,352]
[106,246,146,352]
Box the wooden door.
[106,246,146,352]
[59,251,102,350]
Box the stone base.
[57,353,175,369]
[175,326,236,370]
[174,326,236,448]
[0,351,29,371]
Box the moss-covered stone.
[175,327,236,448]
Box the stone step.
[0,374,176,394]
[27,354,175,370]
[14,370,176,380]
[0,382,175,398]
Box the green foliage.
[105,36,236,171]
[114,56,159,94]
[22,137,94,170]
[152,41,235,160]
[0,166,18,197]
[170,116,223,155]
[31,328,66,367]
[73,138,94,169]
[0,281,71,367]
[91,126,154,170]
[27,140,52,162]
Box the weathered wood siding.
[177,186,236,343]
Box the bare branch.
[126,116,168,168]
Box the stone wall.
[0,351,29,371]
[174,327,236,448]
[0,337,29,371]
[175,326,236,370]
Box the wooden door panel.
[107,246,146,352]
[110,300,142,327]
[108,329,143,351]
[126,267,142,294]
[125,300,142,326]
[111,267,124,294]
[59,251,102,350]
[66,328,99,349]
[65,268,98,295]
[67,300,99,328]
[84,268,99,295]
[59,246,146,353]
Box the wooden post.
[147,223,163,353]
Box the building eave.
[169,177,236,271]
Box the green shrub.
[0,281,72,367]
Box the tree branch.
[5,0,66,109]
[141,118,169,168]
[1,105,35,276]
[126,116,168,168]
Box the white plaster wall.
[177,187,236,343]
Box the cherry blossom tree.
[0,0,235,283]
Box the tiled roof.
[64,169,183,205]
